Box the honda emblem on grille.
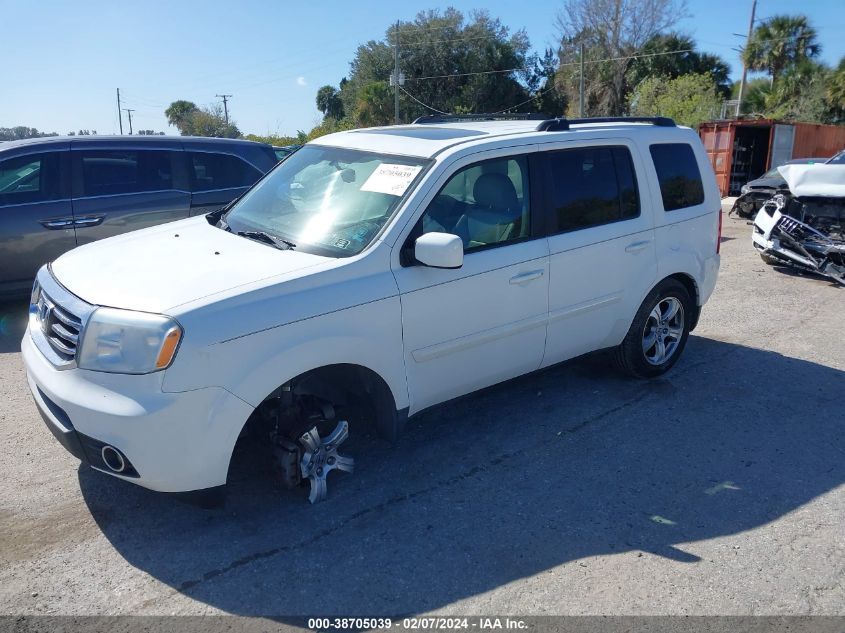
[37,297,53,333]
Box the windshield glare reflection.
[224,145,429,257]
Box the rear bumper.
[22,327,254,493]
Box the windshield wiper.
[236,230,296,250]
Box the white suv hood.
[778,164,845,197]
[51,216,330,313]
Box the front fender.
[162,296,409,412]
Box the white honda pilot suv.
[23,115,721,504]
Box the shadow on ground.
[72,336,843,615]
[0,299,29,354]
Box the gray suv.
[0,135,278,296]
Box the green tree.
[629,72,721,127]
[765,61,832,122]
[316,85,345,120]
[628,33,732,97]
[556,0,688,116]
[165,100,199,130]
[742,15,821,83]
[826,57,845,118]
[354,81,394,127]
[166,101,240,138]
[336,8,534,126]
[525,48,568,116]
[734,77,772,115]
[185,104,241,138]
[0,126,58,141]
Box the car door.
[539,140,657,367]
[392,150,549,413]
[70,143,190,244]
[0,146,76,294]
[186,150,265,216]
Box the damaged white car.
[752,164,845,285]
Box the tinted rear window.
[649,143,704,211]
[80,150,173,196]
[544,146,640,234]
[188,152,261,191]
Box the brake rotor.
[298,420,354,504]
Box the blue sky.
[2,0,844,137]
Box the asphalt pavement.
[0,215,842,617]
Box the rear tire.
[614,279,693,379]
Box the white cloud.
[296,76,307,87]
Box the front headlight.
[77,307,182,374]
[740,184,751,195]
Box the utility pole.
[123,108,135,135]
[393,21,400,124]
[579,42,585,117]
[736,0,757,117]
[216,94,232,124]
[116,88,123,135]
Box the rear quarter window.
[649,143,705,211]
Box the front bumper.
[22,328,253,493]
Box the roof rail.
[413,113,549,125]
[536,116,676,132]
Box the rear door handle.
[38,217,75,230]
[73,215,105,227]
[625,240,652,253]
[509,269,545,285]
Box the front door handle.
[509,269,545,285]
[73,215,105,227]
[38,217,75,230]
[625,240,652,253]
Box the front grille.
[30,267,94,369]
[35,292,83,362]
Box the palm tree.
[827,57,845,111]
[742,15,821,83]
[164,100,199,131]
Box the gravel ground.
[0,215,842,617]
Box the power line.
[492,84,558,115]
[399,33,503,47]
[406,48,695,82]
[398,85,448,114]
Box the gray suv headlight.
[77,307,182,374]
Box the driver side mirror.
[414,232,463,269]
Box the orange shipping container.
[699,119,845,197]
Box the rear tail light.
[716,209,723,254]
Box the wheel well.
[252,364,402,441]
[665,273,701,331]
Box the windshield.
[223,145,429,257]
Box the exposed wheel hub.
[298,420,354,504]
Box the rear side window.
[188,152,261,192]
[544,146,640,234]
[80,150,173,196]
[649,143,705,211]
[0,152,62,206]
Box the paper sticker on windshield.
[360,164,423,196]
